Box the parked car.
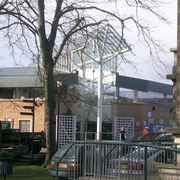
[108,147,163,175]
[49,142,123,179]
[49,143,84,179]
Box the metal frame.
[55,24,131,86]
[55,24,131,141]
[56,115,76,149]
[114,117,134,140]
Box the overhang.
[0,67,78,88]
[116,74,173,95]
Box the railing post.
[99,137,102,180]
[74,143,76,179]
[55,164,58,180]
[144,146,147,180]
[175,144,177,165]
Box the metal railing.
[55,139,180,180]
[75,131,172,141]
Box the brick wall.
[0,99,172,135]
[0,99,45,132]
[0,99,77,132]
[112,102,173,134]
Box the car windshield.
[53,144,83,161]
[53,144,72,159]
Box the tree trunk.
[37,0,56,167]
[42,60,56,167]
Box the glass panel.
[56,24,130,80]
[19,120,30,132]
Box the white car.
[108,147,163,176]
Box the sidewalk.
[79,172,160,180]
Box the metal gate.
[114,117,134,140]
[56,115,76,149]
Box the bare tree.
[0,0,167,167]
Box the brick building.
[0,99,45,132]
[0,66,173,138]
[0,66,78,132]
[111,102,173,136]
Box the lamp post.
[176,0,180,127]
[97,59,103,141]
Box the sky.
[114,0,177,85]
[0,0,177,85]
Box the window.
[0,88,13,98]
[19,120,30,132]
[1,121,11,130]
[5,118,14,129]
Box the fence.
[53,140,180,180]
[75,131,173,142]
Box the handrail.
[161,142,180,145]
[101,141,180,163]
[139,143,180,153]
[76,140,176,149]
[134,132,172,141]
[132,139,173,143]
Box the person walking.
[157,127,161,136]
[160,126,166,133]
[120,127,126,141]
[142,126,149,139]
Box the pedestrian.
[120,127,126,141]
[120,127,127,155]
[160,126,166,133]
[142,126,149,139]
[157,128,161,136]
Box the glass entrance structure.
[55,24,131,88]
[55,23,131,140]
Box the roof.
[73,24,131,65]
[0,67,42,76]
[0,66,78,88]
[0,66,173,95]
[61,23,131,55]
[0,76,42,88]
[0,67,43,88]
[116,74,173,95]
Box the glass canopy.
[55,24,131,85]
